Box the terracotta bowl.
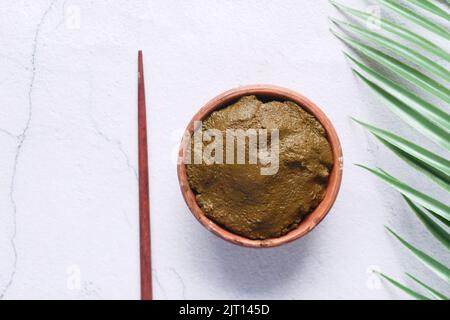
[177,85,343,248]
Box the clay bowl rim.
[177,85,343,248]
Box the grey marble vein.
[0,0,57,299]
[87,84,138,180]
[170,268,187,300]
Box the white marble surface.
[0,0,448,300]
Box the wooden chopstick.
[138,50,153,300]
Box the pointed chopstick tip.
[138,50,144,80]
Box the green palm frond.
[330,0,450,300]
[406,273,449,300]
[406,0,450,21]
[386,227,450,284]
[332,34,450,103]
[376,271,430,300]
[357,165,450,222]
[330,18,450,81]
[330,1,450,61]
[428,209,450,229]
[378,0,450,40]
[352,72,450,150]
[403,196,450,250]
[346,54,450,131]
[353,119,450,191]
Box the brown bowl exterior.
[177,85,343,248]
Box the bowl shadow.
[204,229,319,297]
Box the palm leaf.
[330,18,450,82]
[357,165,450,222]
[353,71,450,150]
[353,119,450,191]
[407,0,450,21]
[331,33,450,103]
[403,196,450,250]
[379,0,450,40]
[330,0,450,300]
[346,53,450,131]
[330,1,450,61]
[379,168,450,225]
[385,141,450,191]
[375,271,430,299]
[386,226,450,284]
[406,273,449,300]
[428,209,450,228]
[353,119,450,175]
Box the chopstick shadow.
[204,230,319,297]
